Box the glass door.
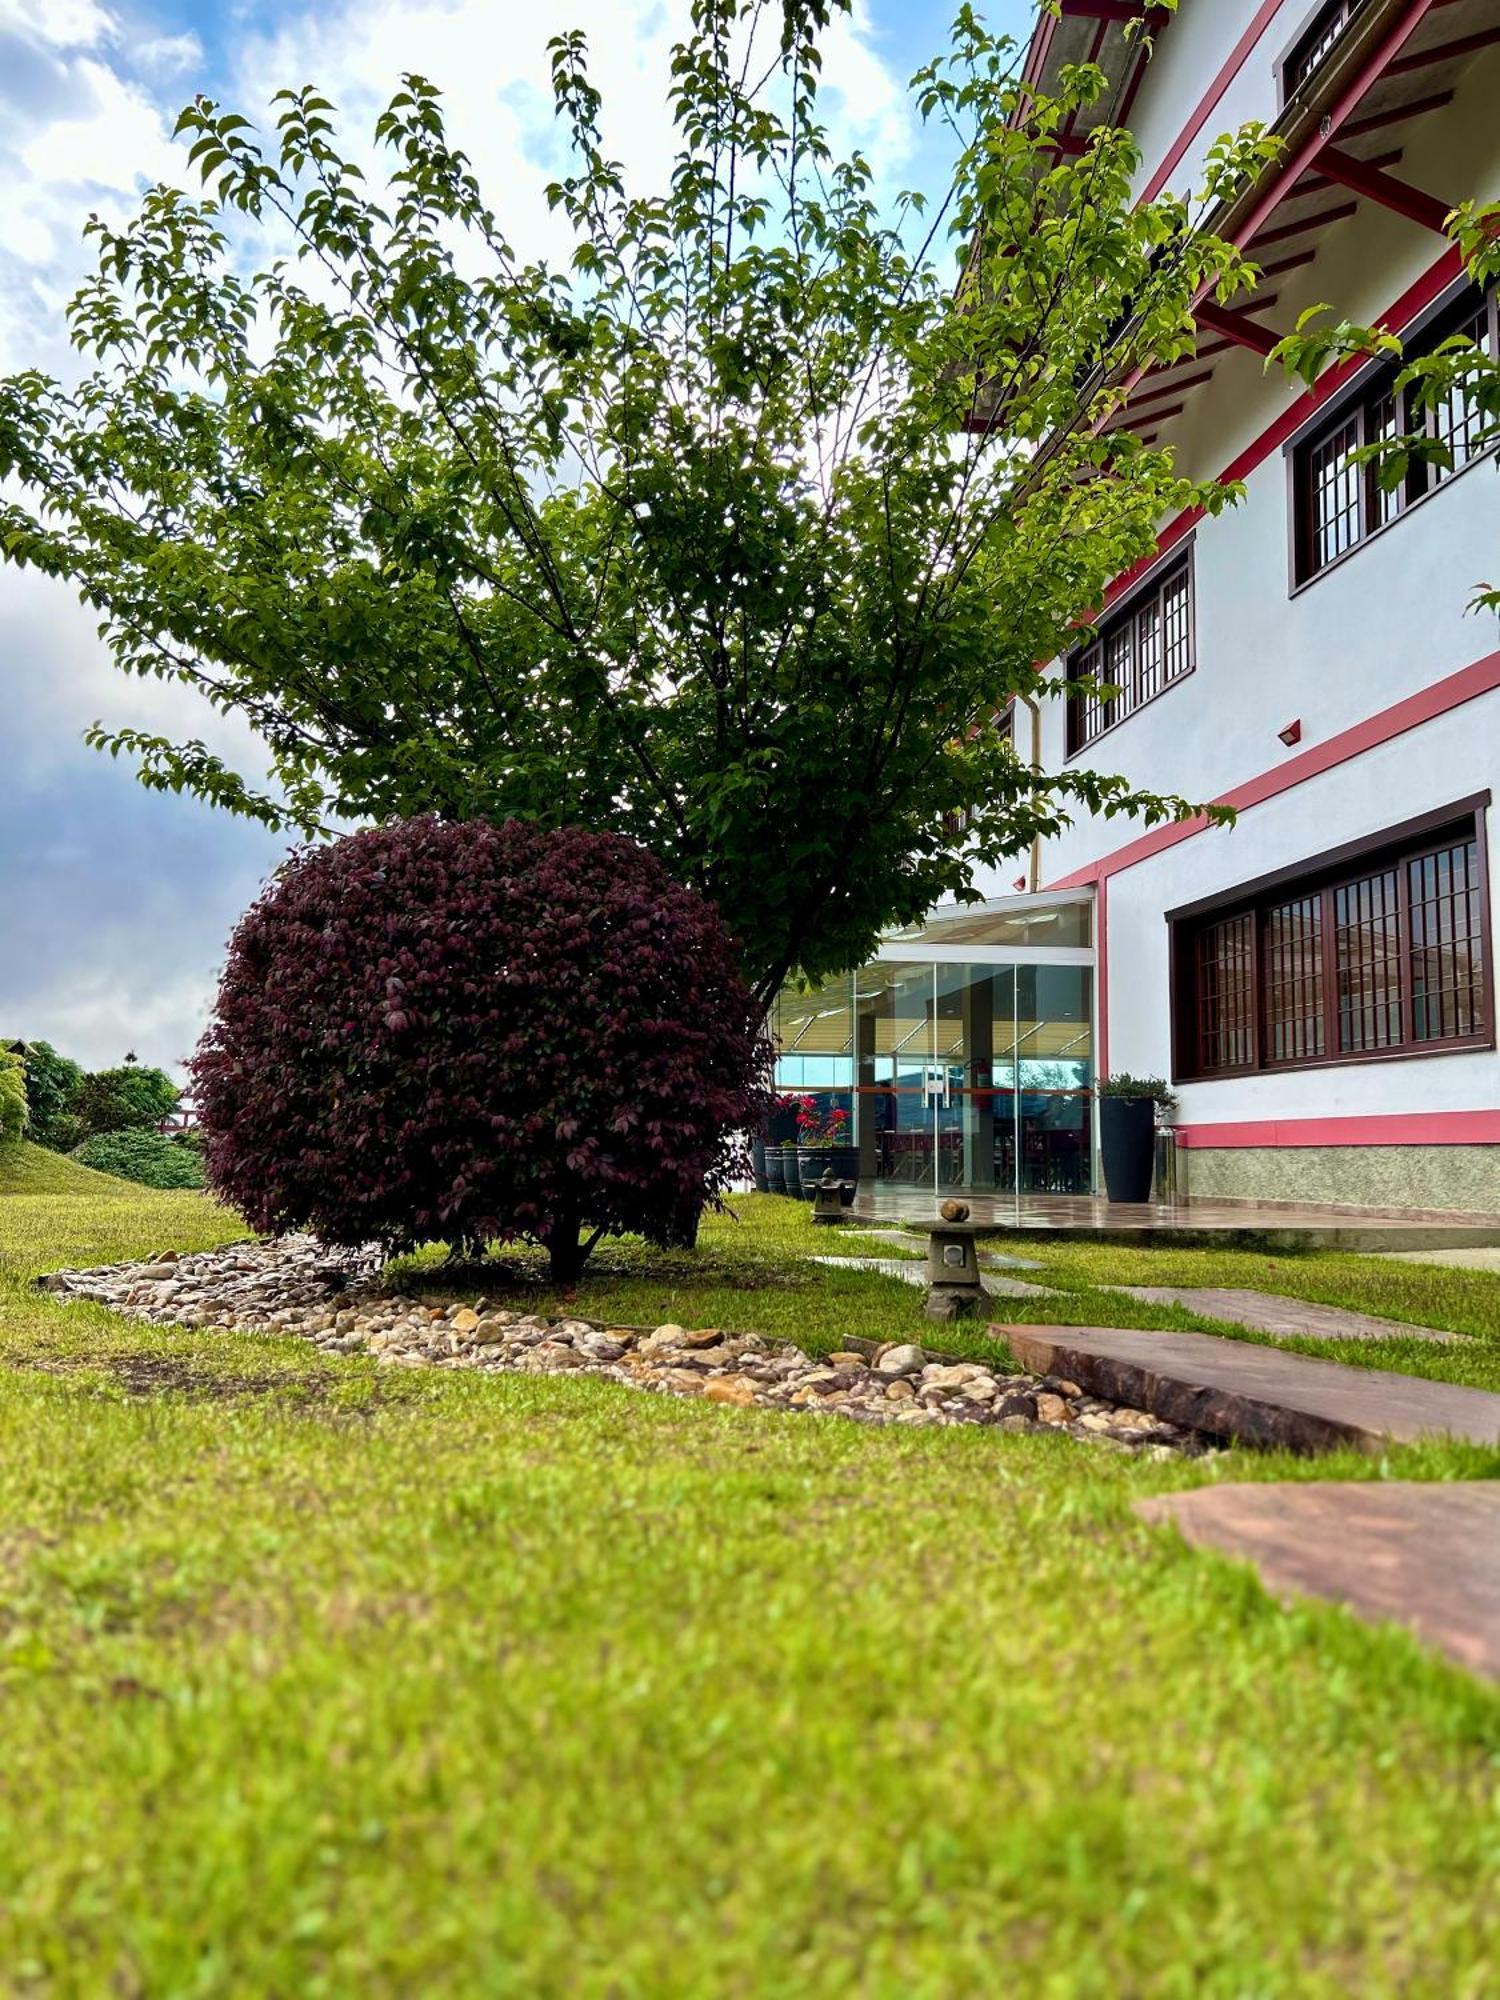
[854,961,935,1188]
[1014,964,1093,1194]
[934,963,1014,1192]
[852,960,1093,1196]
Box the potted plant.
[794,1097,859,1199]
[1096,1074,1176,1204]
[762,1095,800,1196]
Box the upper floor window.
[1292,286,1499,586]
[1171,806,1491,1080]
[1281,0,1366,101]
[1065,556,1194,757]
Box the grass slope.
[4,1165,1500,1991]
[0,1139,241,1279]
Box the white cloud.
[134,29,203,77]
[0,0,117,50]
[18,55,180,193]
[2,566,274,788]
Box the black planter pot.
[765,1145,789,1196]
[751,1136,769,1195]
[1099,1097,1156,1204]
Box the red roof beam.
[1338,88,1454,138]
[1247,201,1358,250]
[1194,300,1281,357]
[1297,149,1403,194]
[1120,403,1184,427]
[1387,23,1500,73]
[1317,143,1456,235]
[1257,248,1319,277]
[1130,368,1215,402]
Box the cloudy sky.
[0,0,1031,1075]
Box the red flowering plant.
[192,816,772,1282]
[794,1098,851,1148]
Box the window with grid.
[1410,835,1485,1041]
[1282,0,1365,99]
[1066,559,1193,755]
[1263,894,1324,1064]
[1428,300,1490,484]
[1293,287,1498,583]
[1174,812,1491,1079]
[1193,914,1255,1074]
[1334,868,1403,1052]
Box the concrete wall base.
[1181,1145,1500,1216]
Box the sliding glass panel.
[934,964,1015,1192]
[1014,965,1094,1194]
[853,962,935,1189]
[773,975,854,1129]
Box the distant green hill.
[0,1139,240,1279]
[0,1139,130,1197]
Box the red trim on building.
[1049,646,1500,890]
[1138,0,1288,204]
[1175,1111,1500,1148]
[1099,243,1466,614]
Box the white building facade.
[974,0,1500,1212]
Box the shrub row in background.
[72,1129,204,1191]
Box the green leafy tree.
[0,0,1275,1008]
[19,1040,85,1151]
[72,1060,180,1139]
[1272,198,1500,616]
[0,1049,27,1142]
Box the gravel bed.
[39,1236,1206,1455]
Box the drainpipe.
[1018,691,1043,893]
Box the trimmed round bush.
[74,1128,205,1189]
[192,818,771,1280]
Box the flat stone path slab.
[997,1323,1500,1453]
[1113,1285,1459,1345]
[1137,1481,1500,1682]
[1375,1247,1500,1274]
[810,1255,1053,1299]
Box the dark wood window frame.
[1289,283,1500,588]
[1064,544,1196,760]
[1169,797,1494,1083]
[1278,0,1368,103]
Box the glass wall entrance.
[772,893,1095,1199]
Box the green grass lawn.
[4,1141,1500,1995]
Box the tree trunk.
[546,1212,586,1286]
[659,1190,703,1251]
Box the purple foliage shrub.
[192,817,772,1280]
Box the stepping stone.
[1137,1481,1500,1683]
[1113,1286,1459,1345]
[995,1323,1500,1453]
[809,1255,1053,1298]
[982,1274,1055,1299]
